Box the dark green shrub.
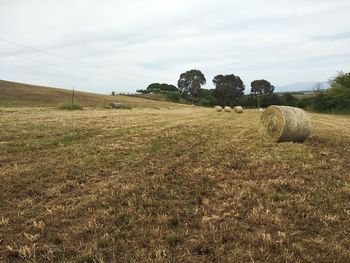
[309,72,350,113]
[296,97,313,109]
[199,95,217,107]
[260,94,283,107]
[281,93,298,106]
[240,95,256,108]
[166,92,180,102]
[59,102,83,110]
[312,91,331,112]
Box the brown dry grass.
[0,106,350,262]
[0,80,181,108]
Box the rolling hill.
[0,79,181,108]
[275,81,329,93]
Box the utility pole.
[72,86,75,106]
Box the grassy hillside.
[1,106,349,262]
[0,80,182,108]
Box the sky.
[1,0,350,94]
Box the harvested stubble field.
[0,80,181,108]
[1,106,350,262]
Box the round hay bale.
[110,102,128,109]
[234,106,243,113]
[214,106,223,112]
[224,106,232,112]
[260,106,311,142]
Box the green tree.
[329,71,350,88]
[166,92,181,102]
[312,90,330,112]
[137,83,178,94]
[147,83,178,93]
[213,74,245,107]
[260,93,282,107]
[198,88,215,98]
[178,69,206,104]
[282,92,297,106]
[250,79,275,108]
[240,94,256,108]
[327,71,350,112]
[199,95,218,106]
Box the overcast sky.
[1,0,350,93]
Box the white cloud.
[0,0,350,93]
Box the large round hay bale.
[234,106,243,113]
[260,106,311,142]
[224,106,232,112]
[214,106,223,112]
[110,102,128,109]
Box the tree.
[137,83,178,94]
[178,69,206,104]
[250,79,275,108]
[281,92,297,106]
[213,74,245,107]
[240,94,256,108]
[199,95,218,107]
[166,92,181,102]
[329,71,350,88]
[147,83,178,92]
[313,82,324,92]
[260,93,282,107]
[198,88,215,98]
[197,88,217,106]
[311,71,350,112]
[327,71,350,111]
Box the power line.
[0,50,65,67]
[0,50,148,84]
[0,37,148,80]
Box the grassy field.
[0,80,180,108]
[1,103,350,262]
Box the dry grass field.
[0,80,180,108]
[1,102,350,262]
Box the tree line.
[137,69,350,113]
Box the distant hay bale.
[224,106,232,112]
[234,106,243,113]
[260,106,311,142]
[214,106,223,112]
[110,102,130,109]
[259,108,264,112]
